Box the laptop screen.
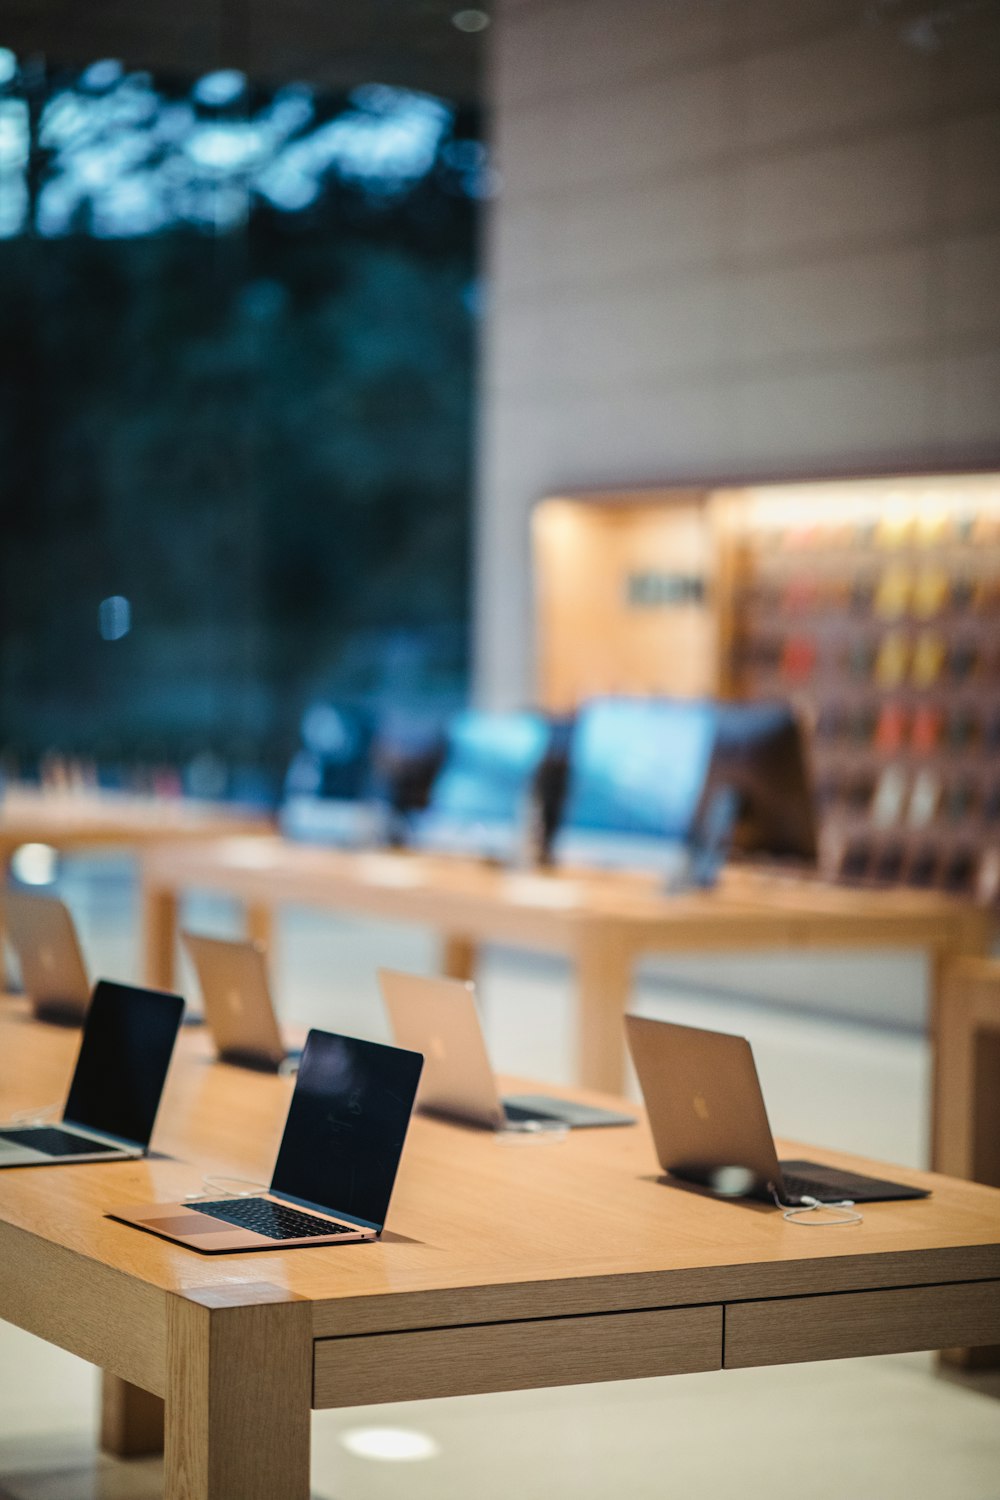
[271,1030,423,1230]
[63,981,184,1147]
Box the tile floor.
[1,857,998,1499]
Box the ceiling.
[0,0,487,103]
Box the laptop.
[183,931,300,1073]
[109,1029,423,1252]
[625,1015,929,1206]
[0,980,184,1167]
[2,888,91,1024]
[379,968,636,1131]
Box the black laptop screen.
[271,1030,423,1229]
[63,981,184,1147]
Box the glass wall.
[0,53,482,800]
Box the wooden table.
[138,835,994,1101]
[2,1003,1000,1500]
[935,956,1000,1367]
[0,789,272,967]
[0,788,270,870]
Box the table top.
[2,1000,998,1338]
[139,834,992,952]
[0,789,271,848]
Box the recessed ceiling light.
[452,8,491,32]
[11,843,58,887]
[339,1426,441,1462]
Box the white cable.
[182,1174,268,1202]
[2,1103,60,1126]
[769,1184,863,1227]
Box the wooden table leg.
[573,924,633,1095]
[100,1373,165,1457]
[442,935,477,983]
[246,902,274,955]
[142,882,180,990]
[934,957,1000,1371]
[164,1286,312,1500]
[0,838,14,988]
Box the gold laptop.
[379,968,635,1130]
[183,931,296,1072]
[108,1029,423,1253]
[626,1014,930,1206]
[2,888,90,1024]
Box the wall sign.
[626,572,706,607]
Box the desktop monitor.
[553,697,718,871]
[694,701,817,864]
[368,709,448,817]
[409,709,553,861]
[281,703,380,845]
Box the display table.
[138,835,993,1106]
[0,788,271,867]
[1,1003,999,1500]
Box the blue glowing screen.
[561,698,717,841]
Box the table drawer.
[314,1303,721,1408]
[725,1280,1000,1368]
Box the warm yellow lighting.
[737,474,1000,533]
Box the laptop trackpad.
[148,1214,228,1234]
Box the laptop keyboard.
[780,1171,835,1201]
[778,1160,927,1204]
[0,1127,114,1157]
[194,1197,357,1240]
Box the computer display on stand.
[552,697,718,874]
[409,709,553,862]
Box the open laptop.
[183,931,300,1073]
[379,968,636,1131]
[0,980,184,1166]
[2,888,91,1024]
[626,1015,929,1206]
[109,1029,423,1252]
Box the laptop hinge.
[60,1118,140,1152]
[271,1189,380,1234]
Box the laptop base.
[108,1198,374,1254]
[218,1046,286,1074]
[217,1046,302,1074]
[778,1159,930,1206]
[0,1126,135,1167]
[32,999,85,1028]
[502,1095,637,1129]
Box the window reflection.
[0,57,481,241]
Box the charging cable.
[2,1103,60,1126]
[769,1184,863,1226]
[182,1174,268,1202]
[498,1120,569,1145]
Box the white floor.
[2,856,998,1500]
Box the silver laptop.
[2,888,90,1024]
[183,932,299,1073]
[379,968,635,1131]
[0,980,184,1166]
[625,1014,930,1206]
